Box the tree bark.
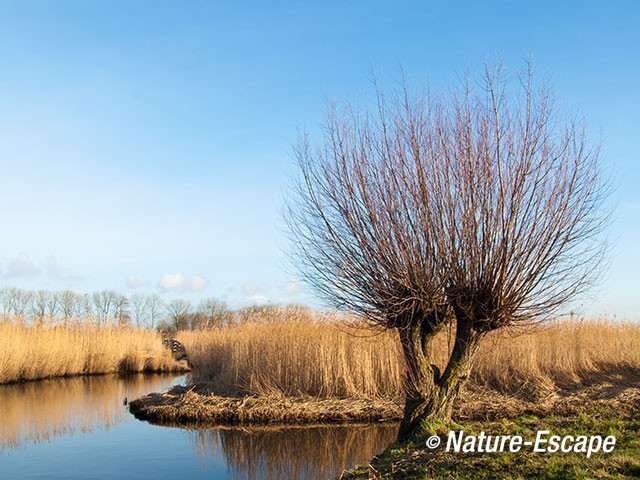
[397,314,484,439]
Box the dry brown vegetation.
[0,315,188,384]
[129,386,403,426]
[177,307,404,398]
[176,308,640,401]
[471,318,640,398]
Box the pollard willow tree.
[284,62,610,438]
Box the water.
[0,374,398,479]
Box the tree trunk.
[397,316,484,439]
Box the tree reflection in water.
[191,423,399,480]
[2,375,398,479]
[0,373,180,451]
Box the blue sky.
[0,1,637,316]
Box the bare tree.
[79,293,93,319]
[285,62,610,437]
[167,298,192,331]
[198,297,230,329]
[112,292,130,325]
[59,290,81,320]
[130,294,150,327]
[32,290,56,324]
[32,290,48,320]
[146,294,164,330]
[92,290,116,323]
[11,288,33,317]
[0,287,16,315]
[4,288,67,322]
[45,290,60,318]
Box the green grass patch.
[345,408,640,479]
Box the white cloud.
[247,294,268,305]
[158,272,208,293]
[5,252,40,277]
[185,275,208,292]
[241,281,268,296]
[1,253,79,281]
[127,274,149,288]
[41,255,79,281]
[159,272,185,291]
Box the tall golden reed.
[472,317,640,395]
[178,307,405,398]
[178,308,640,399]
[0,315,185,384]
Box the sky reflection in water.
[0,374,397,479]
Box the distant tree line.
[0,286,272,331]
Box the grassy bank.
[0,316,188,384]
[343,405,640,479]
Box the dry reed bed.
[177,309,640,400]
[127,309,640,426]
[0,316,188,384]
[472,319,640,397]
[177,308,404,398]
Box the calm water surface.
[0,374,397,479]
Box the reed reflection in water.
[191,423,399,480]
[0,373,181,452]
